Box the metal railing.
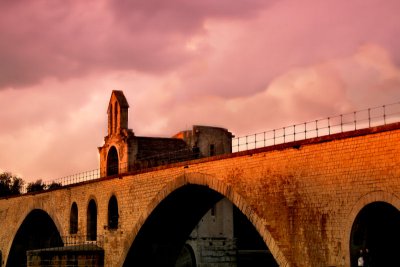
[62,235,104,247]
[48,168,101,188]
[232,102,400,152]
[20,148,202,193]
[19,102,400,194]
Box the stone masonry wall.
[0,123,400,267]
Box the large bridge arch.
[343,191,400,266]
[117,172,288,267]
[6,208,63,267]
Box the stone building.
[98,90,233,176]
[98,90,237,266]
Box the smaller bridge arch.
[70,202,78,234]
[108,195,119,230]
[87,199,98,241]
[117,172,288,267]
[344,191,400,266]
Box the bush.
[26,179,46,193]
[47,182,62,190]
[0,172,24,197]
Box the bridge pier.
[27,245,104,267]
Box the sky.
[1,0,400,182]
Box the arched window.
[107,146,119,176]
[87,199,97,241]
[108,195,119,229]
[70,202,78,234]
[114,102,118,133]
[109,103,113,135]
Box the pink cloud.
[176,0,400,98]
[148,43,400,137]
[0,0,270,89]
[1,0,400,182]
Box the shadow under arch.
[344,191,400,266]
[6,209,63,267]
[119,173,288,267]
[175,244,196,267]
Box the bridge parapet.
[15,101,400,196]
[1,122,400,266]
[233,102,400,152]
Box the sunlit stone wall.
[0,123,399,267]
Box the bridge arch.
[108,194,119,229]
[6,208,63,267]
[70,202,78,234]
[117,172,288,267]
[344,191,400,266]
[87,198,98,241]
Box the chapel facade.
[98,90,233,177]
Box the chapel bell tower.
[107,90,129,136]
[98,90,134,177]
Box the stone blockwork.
[1,123,400,266]
[98,90,233,176]
[27,245,104,267]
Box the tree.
[47,182,62,190]
[26,179,46,193]
[0,172,24,197]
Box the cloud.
[145,44,400,138]
[1,0,399,98]
[1,0,400,182]
[0,77,110,179]
[174,0,400,98]
[1,43,399,182]
[0,0,272,89]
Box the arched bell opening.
[107,146,119,176]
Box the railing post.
[304,122,307,139]
[264,131,266,147]
[316,120,319,137]
[273,129,276,145]
[354,111,357,130]
[283,127,286,143]
[368,108,371,128]
[383,105,386,125]
[294,124,296,141]
[328,117,330,135]
[340,114,343,132]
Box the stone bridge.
[1,123,400,267]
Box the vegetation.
[0,172,63,197]
[0,172,24,197]
[26,179,47,193]
[47,182,62,190]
